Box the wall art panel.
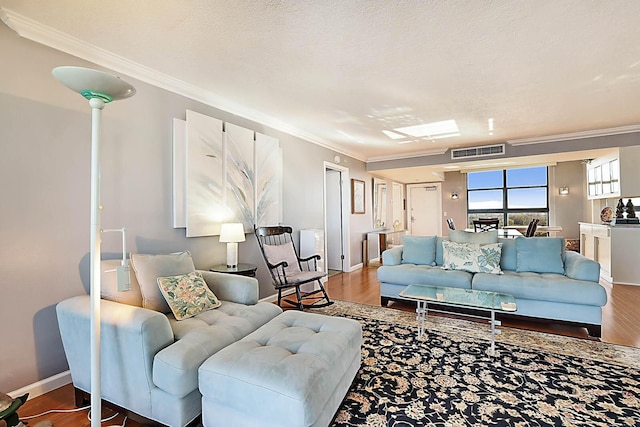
[225,123,255,231]
[185,110,224,237]
[175,110,282,236]
[255,132,283,227]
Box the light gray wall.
[0,25,374,392]
[552,161,587,238]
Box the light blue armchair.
[57,262,282,427]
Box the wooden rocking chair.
[255,225,334,310]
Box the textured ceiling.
[3,0,640,176]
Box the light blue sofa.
[377,231,607,337]
[57,258,282,427]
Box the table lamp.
[219,223,246,268]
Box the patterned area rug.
[315,300,640,426]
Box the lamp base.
[226,242,238,268]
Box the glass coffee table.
[398,284,517,355]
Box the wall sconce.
[451,192,459,200]
[559,186,569,195]
[219,223,246,268]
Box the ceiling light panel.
[394,119,459,138]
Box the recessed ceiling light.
[394,119,459,138]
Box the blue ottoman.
[199,310,362,427]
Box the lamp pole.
[52,66,135,427]
[89,97,104,427]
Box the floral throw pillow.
[442,240,503,274]
[477,243,503,275]
[157,271,221,320]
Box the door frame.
[323,161,350,272]
[406,183,443,236]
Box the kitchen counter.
[579,222,640,285]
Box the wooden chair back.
[473,218,499,232]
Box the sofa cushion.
[498,237,518,271]
[516,237,565,274]
[377,264,473,289]
[401,235,437,265]
[157,271,221,320]
[131,252,196,313]
[442,240,503,274]
[100,259,143,307]
[435,236,447,266]
[473,270,607,306]
[450,229,498,244]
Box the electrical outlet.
[443,211,447,216]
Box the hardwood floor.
[15,383,136,427]
[17,266,640,426]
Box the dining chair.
[525,218,540,237]
[473,218,499,232]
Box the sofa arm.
[564,251,601,282]
[56,295,174,415]
[381,246,403,266]
[198,270,259,305]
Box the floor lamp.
[52,66,135,427]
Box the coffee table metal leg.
[490,310,502,356]
[416,300,427,339]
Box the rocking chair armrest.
[267,260,290,270]
[298,254,321,263]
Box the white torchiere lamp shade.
[52,66,135,427]
[219,223,246,268]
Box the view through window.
[467,166,548,230]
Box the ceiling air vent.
[451,144,505,160]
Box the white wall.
[0,24,374,392]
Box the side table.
[209,263,258,277]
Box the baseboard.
[349,263,364,272]
[259,288,296,303]
[9,370,71,400]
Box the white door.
[407,183,442,236]
[325,169,343,270]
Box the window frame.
[466,167,549,227]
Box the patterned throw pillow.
[157,271,221,320]
[442,240,503,274]
[477,243,503,275]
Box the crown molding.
[0,8,367,163]
[507,125,640,146]
[366,147,448,163]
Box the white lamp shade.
[52,66,136,102]
[219,223,246,243]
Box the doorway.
[407,183,442,236]
[324,162,350,274]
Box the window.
[467,166,548,229]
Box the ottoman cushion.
[199,310,362,427]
